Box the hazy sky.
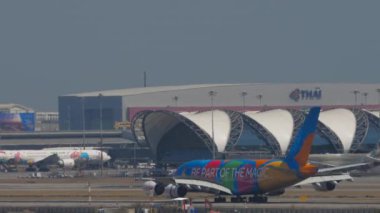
[1,1,379,111]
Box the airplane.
[143,107,379,203]
[0,148,111,171]
[309,143,380,169]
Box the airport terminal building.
[59,83,380,164]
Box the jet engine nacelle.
[58,159,75,169]
[143,181,165,196]
[164,184,187,198]
[312,181,337,191]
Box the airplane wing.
[317,163,371,173]
[174,178,232,195]
[34,154,60,168]
[295,162,373,187]
[315,145,380,174]
[294,174,353,186]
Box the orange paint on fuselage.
[258,165,299,192]
[299,163,318,176]
[254,159,270,167]
[295,134,315,166]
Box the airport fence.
[0,206,98,213]
[137,206,380,213]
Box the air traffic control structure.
[59,83,380,164]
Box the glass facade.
[157,123,212,163]
[355,121,380,153]
[232,122,275,154]
[58,96,122,130]
[85,108,115,130]
[311,132,338,154]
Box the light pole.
[208,90,217,160]
[133,142,137,168]
[241,91,247,114]
[173,96,179,108]
[98,93,103,176]
[67,106,71,131]
[256,94,263,110]
[352,90,360,107]
[363,92,368,106]
[81,97,86,150]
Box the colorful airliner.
[0,147,111,171]
[143,107,369,203]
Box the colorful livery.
[175,107,320,196]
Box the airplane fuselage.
[0,149,110,165]
[176,159,318,195]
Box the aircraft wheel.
[231,197,244,203]
[249,196,268,203]
[25,167,36,172]
[263,197,268,203]
[39,167,50,172]
[214,197,226,203]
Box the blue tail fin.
[285,107,320,166]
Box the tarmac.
[0,170,378,211]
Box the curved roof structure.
[131,107,380,163]
[318,109,356,151]
[245,109,294,153]
[180,110,231,152]
[143,111,181,155]
[64,84,238,97]
[365,110,380,127]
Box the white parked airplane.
[0,148,111,171]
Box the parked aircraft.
[143,107,378,203]
[0,148,111,171]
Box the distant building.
[0,103,59,132]
[0,103,34,113]
[35,112,59,131]
[58,83,380,164]
[59,83,380,131]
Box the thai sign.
[289,88,322,102]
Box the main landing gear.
[230,195,268,203]
[231,196,245,203]
[213,195,268,203]
[249,195,268,203]
[214,197,227,203]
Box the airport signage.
[114,121,131,129]
[289,88,322,102]
[0,112,35,131]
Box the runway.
[0,171,378,211]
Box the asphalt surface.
[0,170,378,210]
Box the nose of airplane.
[103,153,111,161]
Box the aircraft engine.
[164,184,187,198]
[58,159,75,169]
[143,181,165,196]
[312,181,337,191]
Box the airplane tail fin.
[285,107,320,166]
